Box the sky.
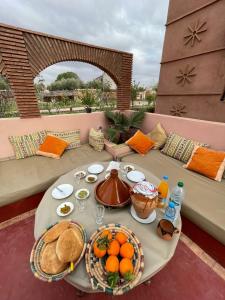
[0,0,169,87]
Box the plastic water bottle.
[164,201,176,223]
[170,181,185,220]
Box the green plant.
[80,90,95,108]
[105,110,145,144]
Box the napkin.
[106,161,121,172]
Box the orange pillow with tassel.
[126,130,155,155]
[36,135,69,159]
[184,146,225,181]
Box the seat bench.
[0,144,113,207]
[121,150,225,246]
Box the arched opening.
[0,75,18,118]
[34,61,117,115]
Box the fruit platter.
[85,224,144,295]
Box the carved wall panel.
[157,0,225,122]
[157,95,225,122]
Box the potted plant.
[105,110,145,144]
[80,90,95,113]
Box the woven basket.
[30,221,87,282]
[85,224,144,295]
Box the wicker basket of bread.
[30,220,87,281]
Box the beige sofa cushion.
[0,144,112,207]
[122,150,225,245]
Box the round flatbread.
[40,241,67,274]
[43,220,70,243]
[56,228,84,263]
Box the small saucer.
[130,206,156,224]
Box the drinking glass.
[74,173,81,187]
[120,165,127,178]
[95,205,105,225]
[77,198,86,212]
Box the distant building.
[94,72,117,90]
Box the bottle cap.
[178,181,184,187]
[163,175,168,180]
[169,201,175,208]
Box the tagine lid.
[95,169,130,207]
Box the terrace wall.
[1,112,225,159]
[157,0,225,122]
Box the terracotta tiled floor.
[0,213,225,300]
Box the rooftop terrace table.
[34,162,181,293]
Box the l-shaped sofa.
[0,112,224,250]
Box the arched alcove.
[0,23,132,118]
[34,61,117,114]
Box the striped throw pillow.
[161,133,208,163]
[9,130,47,159]
[89,128,104,152]
[47,130,80,150]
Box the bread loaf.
[56,228,83,263]
[40,241,67,274]
[43,221,70,243]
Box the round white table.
[34,162,181,293]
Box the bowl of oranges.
[85,224,144,295]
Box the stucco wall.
[0,112,107,159]
[157,0,225,122]
[1,112,225,159]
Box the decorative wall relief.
[176,65,196,86]
[184,20,207,47]
[170,103,187,117]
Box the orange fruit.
[119,258,134,278]
[100,230,112,241]
[120,242,134,259]
[93,241,106,258]
[107,239,120,256]
[115,232,128,245]
[105,255,119,273]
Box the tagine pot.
[130,182,159,219]
[95,169,130,207]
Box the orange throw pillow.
[184,146,225,181]
[126,130,155,155]
[36,135,69,159]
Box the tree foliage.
[0,76,10,90]
[131,80,145,105]
[56,72,79,81]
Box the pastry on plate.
[43,220,70,243]
[56,228,84,263]
[40,241,67,274]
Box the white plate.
[127,170,145,182]
[56,201,74,217]
[52,184,74,200]
[75,188,90,200]
[124,164,135,172]
[74,170,86,179]
[85,174,98,183]
[130,206,156,224]
[88,164,104,174]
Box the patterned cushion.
[147,123,167,149]
[89,128,104,152]
[161,133,208,163]
[47,130,80,150]
[9,130,47,159]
